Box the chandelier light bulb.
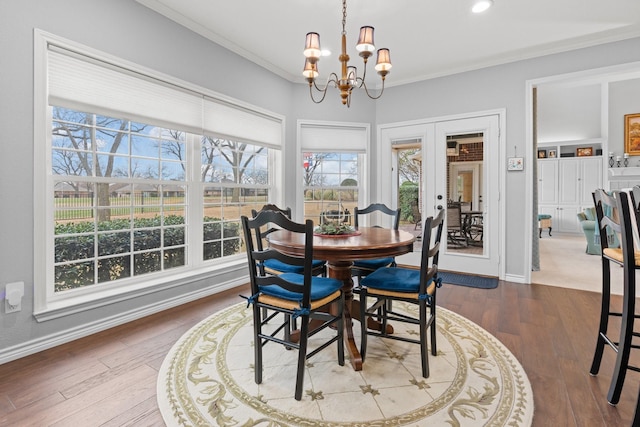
[302,59,319,80]
[356,26,375,59]
[374,48,392,76]
[347,66,358,87]
[303,32,321,62]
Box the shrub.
[54,215,240,291]
[399,181,419,222]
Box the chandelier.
[302,0,392,107]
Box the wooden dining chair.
[241,210,344,401]
[351,203,401,282]
[251,204,326,277]
[589,189,640,405]
[358,209,444,378]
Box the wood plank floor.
[0,281,639,426]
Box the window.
[298,121,370,225]
[201,137,269,261]
[52,108,188,291]
[35,31,283,318]
[50,107,272,294]
[303,152,361,225]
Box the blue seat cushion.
[361,267,433,293]
[259,273,343,302]
[353,257,394,271]
[263,258,325,273]
[537,214,552,220]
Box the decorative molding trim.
[504,273,527,284]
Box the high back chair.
[589,189,640,405]
[358,209,444,378]
[251,204,326,277]
[446,202,467,247]
[241,210,345,401]
[351,203,401,282]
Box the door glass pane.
[393,143,423,252]
[446,133,484,255]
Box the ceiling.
[136,0,640,88]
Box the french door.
[381,113,502,278]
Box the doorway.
[379,112,504,278]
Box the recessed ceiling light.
[472,0,493,13]
[321,49,331,57]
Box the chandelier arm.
[309,74,340,104]
[358,59,369,88]
[309,83,329,104]
[359,78,386,100]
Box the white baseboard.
[504,273,527,284]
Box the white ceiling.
[136,0,640,87]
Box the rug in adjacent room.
[157,302,533,426]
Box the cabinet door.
[557,205,581,233]
[538,160,558,205]
[558,159,580,205]
[580,157,602,205]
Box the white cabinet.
[538,157,602,233]
[579,157,603,208]
[538,160,558,204]
[558,159,580,205]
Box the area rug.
[157,301,533,426]
[439,271,499,289]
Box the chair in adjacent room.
[251,204,326,277]
[241,210,345,401]
[351,203,401,283]
[577,207,600,255]
[446,202,467,247]
[589,189,640,405]
[358,209,444,378]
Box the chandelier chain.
[342,0,347,35]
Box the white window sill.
[33,258,248,322]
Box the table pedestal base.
[326,260,394,371]
[327,261,362,371]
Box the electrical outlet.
[5,281,24,313]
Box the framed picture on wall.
[548,150,557,158]
[577,147,593,157]
[625,113,640,156]
[537,149,547,159]
[507,157,524,171]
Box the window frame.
[296,120,371,221]
[34,30,284,320]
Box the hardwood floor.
[0,281,638,426]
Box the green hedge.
[399,181,419,222]
[54,215,240,291]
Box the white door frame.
[449,161,481,210]
[377,109,506,279]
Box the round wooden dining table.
[267,226,416,371]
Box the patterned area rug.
[157,302,534,426]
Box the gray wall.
[376,38,640,278]
[2,0,640,357]
[610,78,640,164]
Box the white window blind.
[203,97,282,148]
[48,45,282,146]
[300,123,367,152]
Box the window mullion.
[187,133,203,266]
